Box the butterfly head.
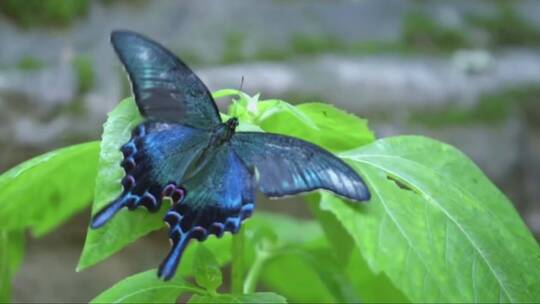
[226,117,239,131]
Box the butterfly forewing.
[111,31,221,127]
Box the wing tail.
[158,231,191,281]
[90,195,131,229]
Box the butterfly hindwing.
[231,132,370,201]
[91,121,212,228]
[158,145,255,280]
[111,31,221,127]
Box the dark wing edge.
[231,132,370,202]
[110,30,221,127]
[90,122,210,229]
[158,145,255,280]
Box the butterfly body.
[91,30,370,281]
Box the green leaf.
[244,212,357,303]
[346,249,409,303]
[91,269,202,304]
[306,194,354,262]
[307,195,408,302]
[0,141,99,235]
[212,89,244,100]
[188,292,287,304]
[257,99,320,131]
[193,244,223,292]
[307,196,408,302]
[321,135,540,303]
[78,98,148,271]
[261,247,360,303]
[0,232,9,303]
[0,230,25,303]
[258,102,375,152]
[244,212,323,246]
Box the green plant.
[402,11,469,52]
[410,86,540,127]
[467,3,540,47]
[73,55,95,94]
[0,0,89,28]
[0,90,539,303]
[16,56,45,71]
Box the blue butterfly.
[90,30,370,281]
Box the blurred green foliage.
[410,86,540,127]
[467,3,540,47]
[211,3,540,65]
[221,32,246,64]
[72,55,95,94]
[0,0,89,28]
[402,11,469,52]
[16,56,45,71]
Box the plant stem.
[231,227,245,294]
[242,250,269,294]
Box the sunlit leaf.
[0,142,99,235]
[320,136,540,303]
[78,98,148,271]
[307,196,408,302]
[188,292,287,303]
[258,102,374,152]
[193,244,223,292]
[0,230,25,303]
[91,269,202,304]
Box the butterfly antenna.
[239,75,244,91]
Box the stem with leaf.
[231,227,245,294]
[243,249,271,294]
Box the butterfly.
[90,30,371,281]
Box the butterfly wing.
[158,145,255,280]
[231,132,370,201]
[91,121,212,228]
[111,30,221,128]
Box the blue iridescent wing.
[90,121,212,228]
[231,132,370,201]
[158,145,255,280]
[111,30,221,128]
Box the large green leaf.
[193,244,223,293]
[0,231,9,303]
[188,292,287,303]
[308,196,408,303]
[0,142,99,235]
[91,213,315,304]
[91,269,203,304]
[346,247,409,303]
[78,98,147,271]
[223,91,374,152]
[261,246,360,303]
[243,212,360,303]
[258,102,374,152]
[320,136,540,303]
[0,230,25,303]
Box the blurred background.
[0,0,539,302]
